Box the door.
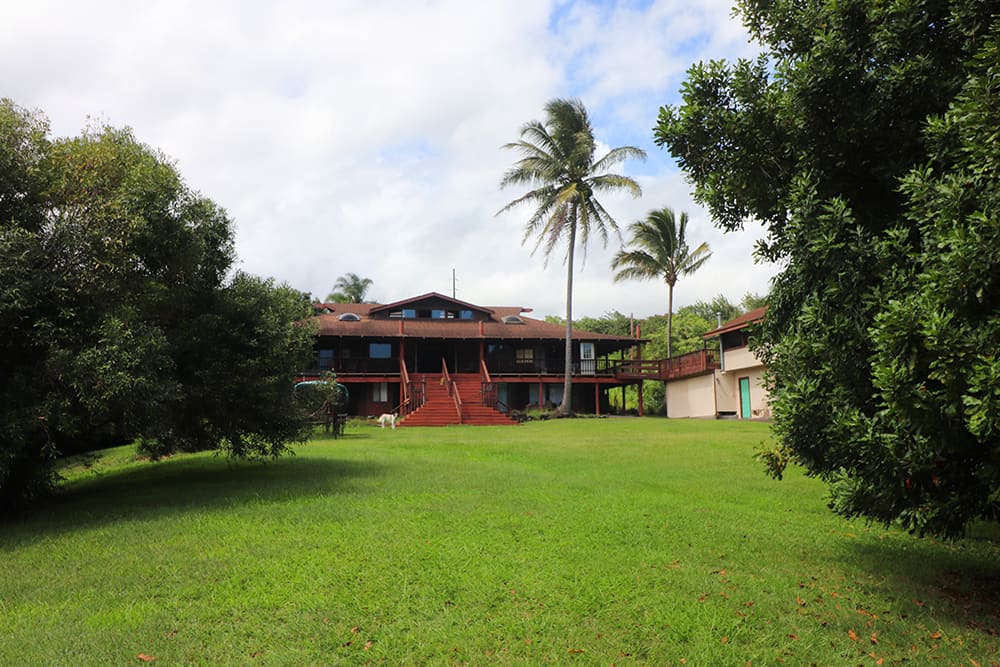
[739,376,751,419]
[580,342,595,375]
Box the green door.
[739,377,751,419]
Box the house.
[662,306,771,419]
[298,292,647,425]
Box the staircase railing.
[398,359,424,417]
[441,358,463,423]
[480,359,498,409]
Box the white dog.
[377,413,397,429]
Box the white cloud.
[1,0,776,320]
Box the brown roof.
[312,294,638,345]
[701,306,768,339]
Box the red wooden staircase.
[401,373,518,427]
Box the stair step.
[401,374,517,426]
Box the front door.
[739,376,751,419]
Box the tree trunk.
[559,223,576,416]
[664,281,674,416]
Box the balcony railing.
[613,348,720,381]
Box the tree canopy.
[326,273,374,303]
[0,99,316,512]
[655,1,998,537]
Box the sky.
[2,0,777,320]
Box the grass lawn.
[2,419,998,665]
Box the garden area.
[1,419,997,665]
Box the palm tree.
[498,98,645,415]
[326,273,373,304]
[611,207,712,359]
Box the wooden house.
[298,292,650,425]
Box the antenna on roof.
[452,268,457,299]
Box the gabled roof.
[368,292,498,317]
[702,306,768,339]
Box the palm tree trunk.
[559,223,576,416]
[667,282,674,359]
[665,282,674,417]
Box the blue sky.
[2,0,774,319]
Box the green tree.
[654,1,997,536]
[611,207,712,359]
[740,292,768,313]
[498,98,645,415]
[688,294,741,327]
[326,273,373,303]
[0,100,316,512]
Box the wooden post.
[594,384,600,415]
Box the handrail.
[441,357,463,423]
[399,359,411,416]
[480,360,495,408]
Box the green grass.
[2,419,998,665]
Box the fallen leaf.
[970,660,981,667]
[137,655,156,663]
[797,596,806,606]
[721,636,729,645]
[363,641,373,651]
[871,632,878,645]
[914,599,925,607]
[351,626,359,634]
[930,631,943,640]
[567,648,585,654]
[787,634,798,641]
[849,629,859,642]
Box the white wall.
[666,374,717,418]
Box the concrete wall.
[716,366,771,418]
[722,346,758,372]
[666,373,717,418]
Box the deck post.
[637,381,644,417]
[594,384,600,415]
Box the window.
[371,382,388,402]
[369,343,392,359]
[318,349,334,370]
[431,309,446,319]
[338,312,361,321]
[402,309,416,318]
[502,315,524,324]
[516,348,534,364]
[459,310,473,319]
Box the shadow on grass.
[2,451,389,549]
[844,536,1000,635]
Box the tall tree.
[611,207,712,358]
[326,273,373,303]
[0,99,316,512]
[654,1,997,536]
[498,98,645,415]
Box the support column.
[594,384,600,415]
[637,382,644,417]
